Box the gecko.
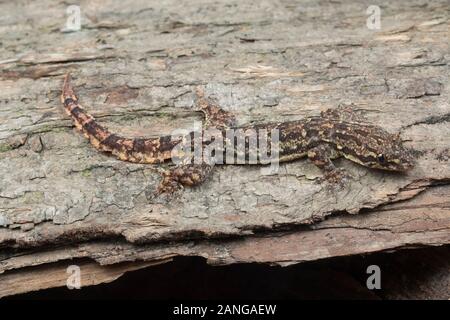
[61,74,414,196]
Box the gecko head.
[340,127,415,172]
[365,133,415,172]
[373,148,415,172]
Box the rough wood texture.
[0,0,449,296]
[0,259,167,298]
[4,247,448,299]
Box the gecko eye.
[377,154,386,164]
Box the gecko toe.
[320,168,352,188]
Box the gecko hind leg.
[152,162,215,201]
[307,144,349,184]
[194,87,237,130]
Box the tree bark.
[0,0,449,296]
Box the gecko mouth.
[385,160,415,172]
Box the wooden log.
[0,0,448,296]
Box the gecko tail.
[61,73,78,104]
[60,73,177,164]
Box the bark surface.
[0,0,448,296]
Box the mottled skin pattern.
[61,74,414,196]
[61,74,181,164]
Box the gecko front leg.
[307,144,348,184]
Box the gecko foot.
[148,163,215,203]
[315,168,351,188]
[325,168,351,184]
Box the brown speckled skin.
[62,74,414,196]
